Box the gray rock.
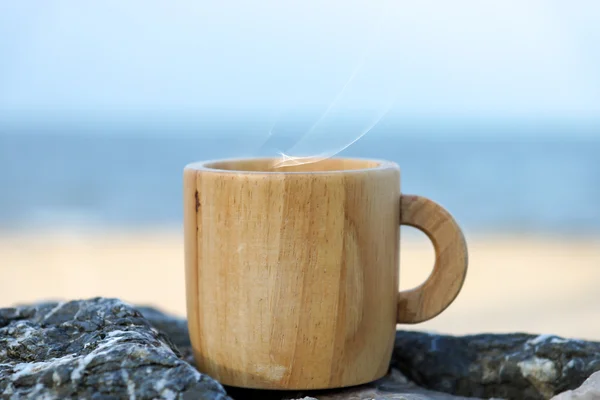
[551,371,600,400]
[135,305,196,367]
[0,298,230,400]
[392,331,600,400]
[3,298,599,400]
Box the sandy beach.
[1,229,599,341]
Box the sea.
[1,117,599,236]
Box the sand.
[1,229,599,341]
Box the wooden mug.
[184,157,468,390]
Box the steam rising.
[256,1,399,169]
[270,103,394,169]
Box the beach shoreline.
[1,229,599,341]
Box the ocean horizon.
[1,117,599,235]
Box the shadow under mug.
[183,157,468,390]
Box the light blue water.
[1,119,599,235]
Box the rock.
[3,298,600,400]
[393,331,600,400]
[136,305,196,367]
[0,298,230,400]
[551,371,600,400]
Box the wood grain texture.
[398,195,468,324]
[183,157,467,390]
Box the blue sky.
[0,1,599,123]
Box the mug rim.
[185,156,399,175]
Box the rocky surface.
[551,371,600,400]
[1,297,600,400]
[0,298,230,399]
[392,331,600,400]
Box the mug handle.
[397,195,468,324]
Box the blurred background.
[1,1,599,339]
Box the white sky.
[0,1,599,122]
